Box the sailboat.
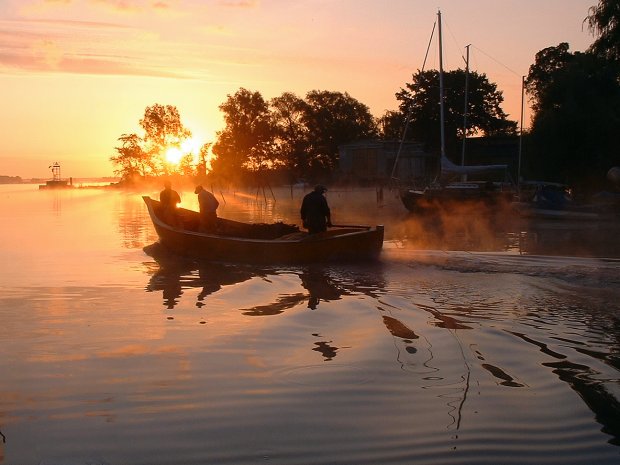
[396,11,516,214]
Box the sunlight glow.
[181,137,202,155]
[165,136,204,165]
[165,146,183,165]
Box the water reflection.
[144,243,255,309]
[311,334,340,361]
[397,208,620,257]
[515,221,620,257]
[140,240,620,448]
[543,359,620,446]
[300,266,345,310]
[119,196,159,249]
[509,329,620,445]
[143,242,388,316]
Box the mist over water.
[1,184,619,465]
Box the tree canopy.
[211,88,276,183]
[587,0,620,66]
[301,90,378,178]
[140,104,192,175]
[269,92,310,181]
[394,69,517,159]
[209,88,377,182]
[525,42,620,187]
[109,133,150,181]
[110,104,195,182]
[520,2,620,190]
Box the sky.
[1,0,597,179]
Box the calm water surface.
[1,184,619,465]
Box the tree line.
[524,0,620,191]
[111,76,513,187]
[110,90,381,186]
[111,1,620,191]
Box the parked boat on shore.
[395,11,517,214]
[513,181,620,221]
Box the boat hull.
[143,196,384,264]
[400,184,515,214]
[512,202,605,221]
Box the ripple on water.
[275,363,375,387]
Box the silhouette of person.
[300,185,332,234]
[159,181,182,227]
[194,185,219,232]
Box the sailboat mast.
[438,10,446,163]
[518,75,525,190]
[461,44,470,167]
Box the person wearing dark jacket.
[194,185,219,232]
[159,181,182,227]
[301,185,332,234]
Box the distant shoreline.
[0,176,120,185]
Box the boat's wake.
[382,245,620,287]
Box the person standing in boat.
[195,185,219,232]
[159,181,182,227]
[301,185,332,234]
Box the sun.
[164,136,203,165]
[165,146,183,164]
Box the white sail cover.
[440,154,507,176]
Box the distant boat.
[142,196,384,264]
[512,181,617,221]
[39,179,72,189]
[39,162,73,190]
[395,11,516,214]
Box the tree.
[525,43,620,188]
[269,92,310,181]
[139,104,191,175]
[395,69,517,158]
[110,104,195,180]
[196,142,212,180]
[525,43,574,114]
[302,90,378,178]
[211,88,276,181]
[587,0,620,66]
[110,133,151,181]
[377,110,407,140]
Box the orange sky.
[1,0,596,178]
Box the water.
[1,184,619,465]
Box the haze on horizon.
[0,0,595,179]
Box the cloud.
[0,18,189,78]
[218,0,258,8]
[88,0,174,13]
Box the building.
[338,137,520,185]
[338,140,434,184]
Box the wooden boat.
[142,196,384,263]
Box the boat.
[399,157,516,214]
[512,181,617,221]
[38,162,74,190]
[142,196,384,264]
[395,11,517,214]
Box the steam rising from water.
[390,198,519,252]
